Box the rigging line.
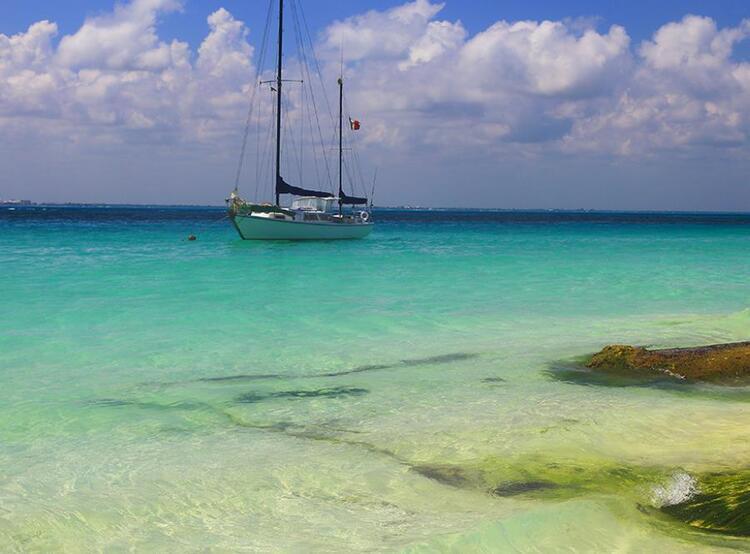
[343,157,355,194]
[259,97,277,202]
[257,101,275,201]
[195,212,232,230]
[342,137,362,198]
[350,131,369,197]
[341,105,356,193]
[255,82,274,194]
[297,0,334,122]
[280,89,304,187]
[290,0,306,187]
[289,18,324,194]
[299,81,305,187]
[299,64,306,187]
[291,0,334,192]
[210,213,231,224]
[370,167,378,208]
[301,71,324,190]
[257,92,275,198]
[250,20,274,199]
[290,0,322,190]
[255,83,272,197]
[349,132,369,199]
[264,134,276,203]
[253,95,263,197]
[233,85,259,193]
[234,0,274,192]
[342,93,368,197]
[269,94,280,200]
[342,95,362,192]
[342,93,363,187]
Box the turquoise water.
[2,206,750,551]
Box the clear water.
[1,206,750,551]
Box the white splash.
[651,471,699,507]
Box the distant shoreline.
[3,203,750,215]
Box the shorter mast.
[338,77,343,215]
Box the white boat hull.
[231,213,373,240]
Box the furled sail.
[276,176,333,198]
[339,191,368,205]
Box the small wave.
[651,471,699,507]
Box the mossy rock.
[587,342,750,383]
[661,470,750,537]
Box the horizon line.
[3,202,750,216]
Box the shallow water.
[1,206,750,551]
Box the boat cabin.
[290,197,339,213]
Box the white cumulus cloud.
[567,15,750,154]
[1,0,749,206]
[56,0,184,70]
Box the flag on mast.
[349,117,361,131]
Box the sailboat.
[227,0,373,240]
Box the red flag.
[349,118,361,131]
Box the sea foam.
[651,471,699,507]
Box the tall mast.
[338,76,343,215]
[274,0,284,206]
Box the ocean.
[1,205,750,551]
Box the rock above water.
[586,342,750,383]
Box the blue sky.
[1,0,749,209]
[5,0,749,49]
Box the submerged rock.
[412,457,662,501]
[587,342,750,383]
[411,464,478,488]
[660,470,750,537]
[491,481,558,497]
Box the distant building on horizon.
[0,198,34,205]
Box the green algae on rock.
[587,342,750,383]
[661,470,750,537]
[414,456,750,540]
[412,456,666,501]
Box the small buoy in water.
[188,234,197,241]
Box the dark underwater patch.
[401,353,478,366]
[86,398,133,407]
[197,373,282,382]
[192,351,477,384]
[411,464,476,488]
[412,462,573,499]
[318,364,392,377]
[319,353,477,377]
[235,386,369,404]
[481,377,506,383]
[87,398,213,412]
[491,480,558,496]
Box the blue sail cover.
[277,176,333,198]
[339,191,368,205]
